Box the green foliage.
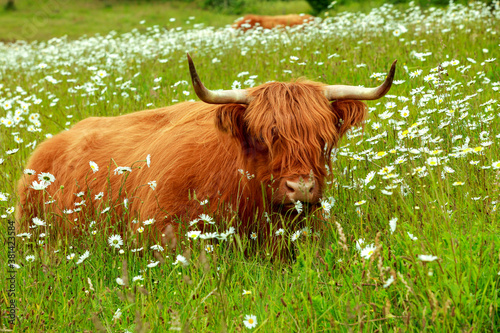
[4,0,15,11]
[409,0,450,6]
[305,0,331,14]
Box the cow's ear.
[215,104,247,140]
[330,100,367,137]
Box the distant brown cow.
[17,54,396,247]
[233,14,314,31]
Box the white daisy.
[418,254,438,262]
[243,314,258,329]
[32,217,46,226]
[89,161,99,173]
[108,234,123,249]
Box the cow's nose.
[285,178,316,203]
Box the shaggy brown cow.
[17,54,396,246]
[233,14,314,31]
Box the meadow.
[1,1,500,331]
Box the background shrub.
[304,0,331,14]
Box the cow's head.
[187,54,396,210]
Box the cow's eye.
[249,135,268,154]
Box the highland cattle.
[233,14,314,31]
[17,54,396,246]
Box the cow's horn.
[323,60,397,101]
[187,53,251,105]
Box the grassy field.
[0,0,311,42]
[1,1,500,332]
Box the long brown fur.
[232,14,314,31]
[16,80,367,243]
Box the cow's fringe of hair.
[246,80,367,179]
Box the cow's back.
[16,101,239,234]
[233,14,313,31]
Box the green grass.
[0,0,311,42]
[1,1,500,332]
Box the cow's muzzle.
[280,175,320,204]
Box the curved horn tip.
[187,53,195,72]
[187,53,202,88]
[384,60,397,83]
[187,53,193,63]
[389,60,397,74]
[389,60,397,70]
